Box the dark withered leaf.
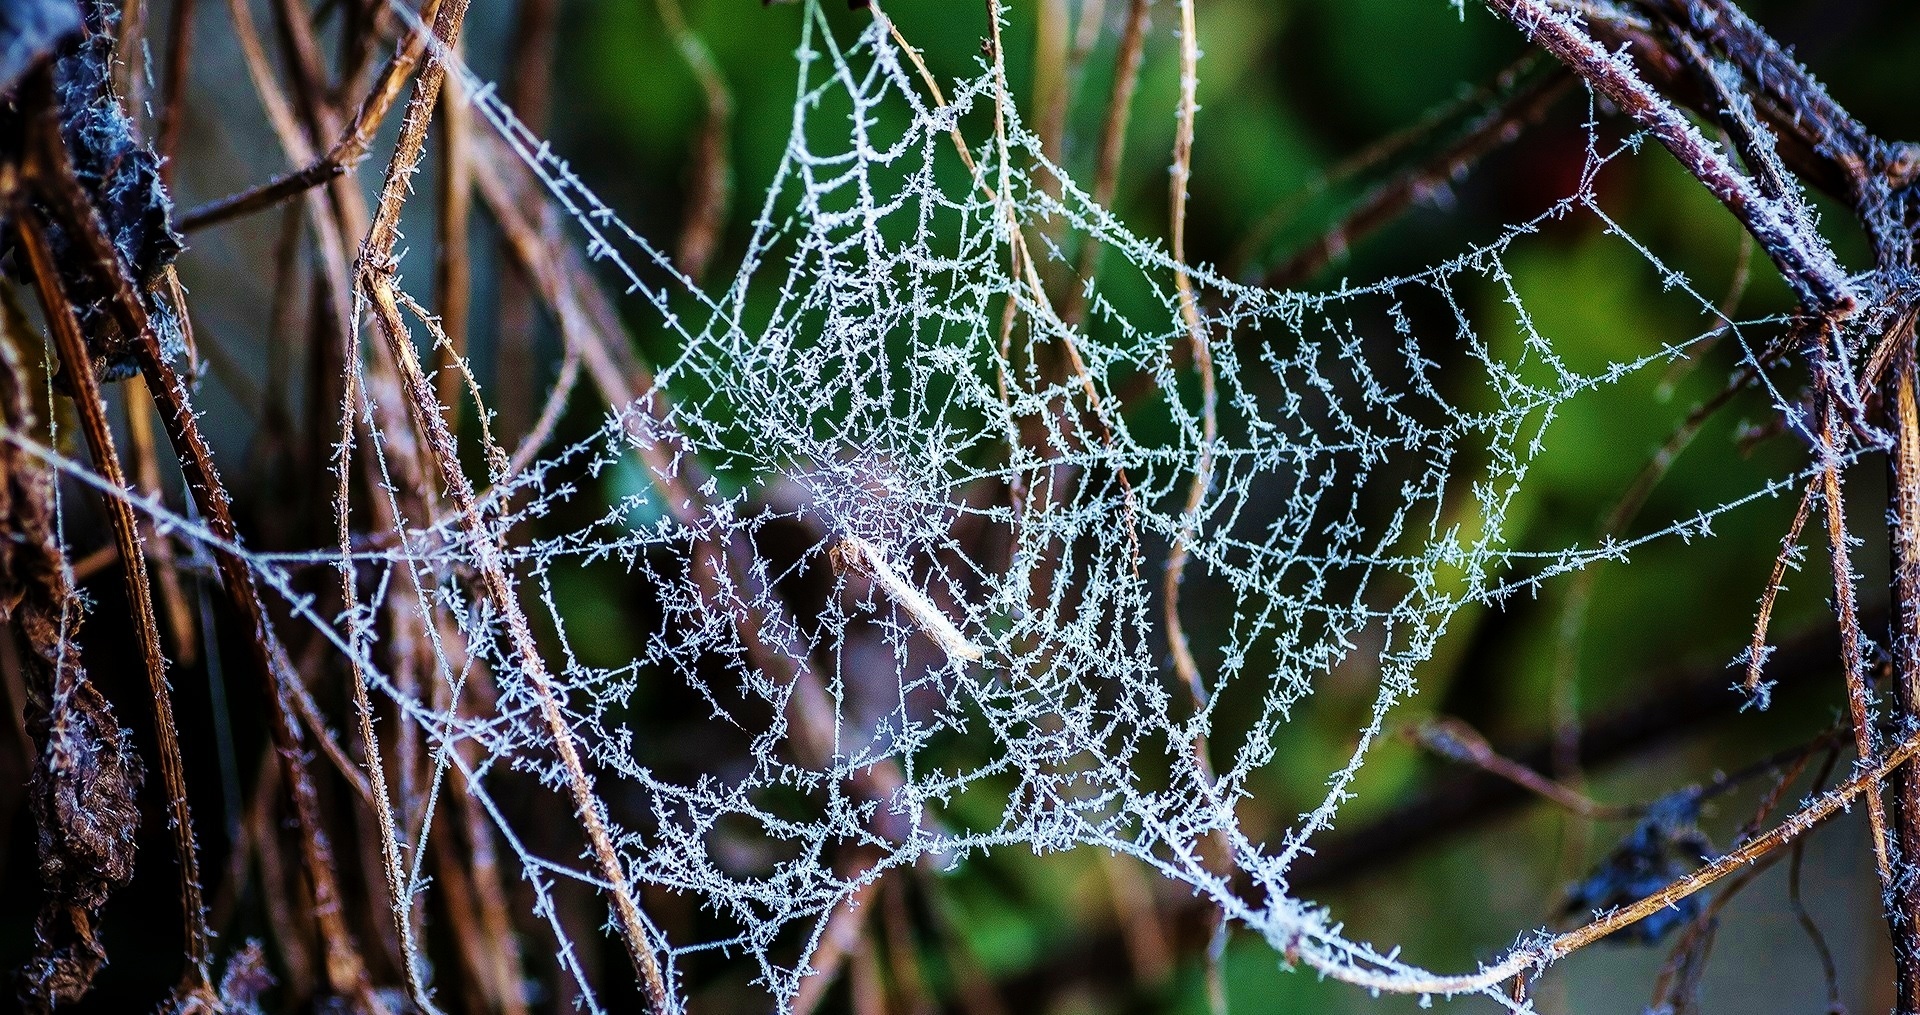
[1562,790,1713,945]
[1,302,143,1013]
[0,0,82,97]
[0,0,184,381]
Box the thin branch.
[1263,65,1573,288]
[154,0,197,183]
[1060,0,1145,328]
[655,0,733,283]
[1411,718,1631,820]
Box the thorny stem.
[335,231,431,1011]
[1742,475,1816,694]
[356,0,673,1007]
[1163,0,1216,716]
[1815,370,1902,907]
[1162,4,1231,1010]
[121,378,199,666]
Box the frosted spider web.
[12,0,1846,1010]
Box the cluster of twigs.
[0,0,1918,1012]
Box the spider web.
[22,0,1835,1009]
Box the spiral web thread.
[14,0,1836,1009]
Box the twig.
[121,377,199,665]
[1788,748,1847,1015]
[1742,474,1816,694]
[834,536,984,663]
[1813,377,1895,885]
[1262,65,1572,288]
[432,53,473,419]
[1163,0,1216,715]
[1411,717,1630,820]
[1294,720,1920,996]
[1162,6,1232,1010]
[1885,333,1920,1005]
[154,0,197,183]
[179,5,433,231]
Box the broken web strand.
[219,0,1872,1008]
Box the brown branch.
[1410,717,1631,820]
[655,0,732,284]
[1886,331,1920,1008]
[154,0,197,183]
[1060,0,1145,329]
[1812,369,1900,897]
[432,57,474,419]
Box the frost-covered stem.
[1164,10,1231,1009]
[1642,0,1881,176]
[363,277,673,1010]
[1887,342,1920,1008]
[1483,0,1856,315]
[358,3,672,1004]
[334,282,431,1008]
[1164,0,1217,715]
[1741,475,1815,693]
